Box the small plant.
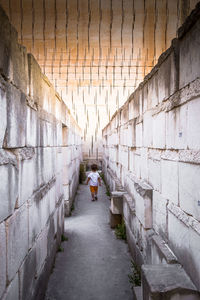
[100,172,111,197]
[128,260,141,287]
[58,246,64,252]
[71,203,75,212]
[61,234,68,242]
[79,164,86,183]
[115,221,126,240]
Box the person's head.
[91,164,98,172]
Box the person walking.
[86,164,101,201]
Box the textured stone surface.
[0,80,7,148]
[26,106,38,147]
[142,264,199,298]
[151,234,178,264]
[0,5,83,299]
[153,111,166,149]
[0,163,18,222]
[179,162,200,221]
[102,5,200,292]
[148,159,161,192]
[4,85,27,148]
[19,247,37,300]
[179,18,200,89]
[168,209,200,290]
[187,97,200,150]
[152,191,168,238]
[0,222,6,298]
[2,274,19,300]
[161,160,178,205]
[6,204,29,282]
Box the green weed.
[61,234,68,242]
[128,260,141,287]
[79,164,86,183]
[115,221,126,240]
[58,246,64,252]
[100,172,111,197]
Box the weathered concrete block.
[166,104,187,150]
[39,119,55,147]
[157,50,177,103]
[0,5,28,93]
[49,184,56,215]
[151,234,178,265]
[110,209,122,228]
[0,154,18,222]
[35,227,48,277]
[2,274,19,300]
[179,18,200,89]
[187,97,200,150]
[134,153,141,179]
[161,160,178,205]
[168,207,200,290]
[26,106,38,147]
[0,7,14,79]
[127,120,136,147]
[28,181,56,248]
[62,146,72,166]
[123,193,135,233]
[179,162,200,221]
[143,111,153,147]
[152,191,168,239]
[27,54,42,105]
[126,173,152,229]
[142,264,199,300]
[18,151,36,207]
[148,72,158,108]
[10,36,28,95]
[118,146,128,169]
[148,159,161,192]
[63,184,70,201]
[0,222,6,298]
[135,122,143,147]
[140,148,148,181]
[41,147,56,183]
[0,80,7,148]
[6,204,29,282]
[19,247,37,300]
[4,85,27,148]
[110,191,125,214]
[153,111,166,149]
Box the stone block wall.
[0,6,82,300]
[102,4,200,291]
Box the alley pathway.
[45,181,133,300]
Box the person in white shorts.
[86,164,101,201]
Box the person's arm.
[86,177,90,185]
[98,177,101,186]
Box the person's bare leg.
[91,192,95,201]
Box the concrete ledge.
[110,208,122,229]
[110,191,126,215]
[151,235,178,265]
[142,264,200,300]
[123,193,135,213]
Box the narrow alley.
[45,181,133,300]
[0,1,200,299]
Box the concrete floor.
[45,182,133,300]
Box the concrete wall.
[102,4,200,292]
[0,5,82,300]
